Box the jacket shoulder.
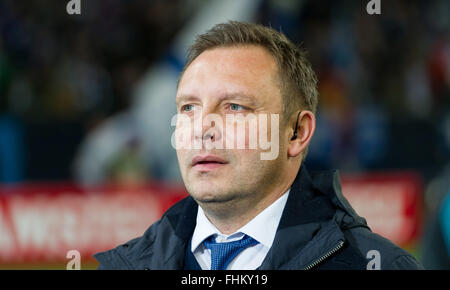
[93,196,195,270]
[345,226,424,270]
[94,224,159,270]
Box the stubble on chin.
[187,182,246,214]
[189,184,239,205]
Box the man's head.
[175,21,318,219]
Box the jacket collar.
[257,165,339,269]
[258,165,368,269]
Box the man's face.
[175,45,289,207]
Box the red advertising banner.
[0,172,423,264]
[341,172,423,247]
[0,183,187,263]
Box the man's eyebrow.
[220,93,258,103]
[176,95,200,105]
[175,92,259,105]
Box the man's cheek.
[174,124,193,150]
[258,113,280,161]
[224,116,257,150]
[173,113,202,150]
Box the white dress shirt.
[191,189,290,270]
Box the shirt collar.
[191,205,222,252]
[191,188,290,252]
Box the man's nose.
[193,112,223,145]
[203,130,216,142]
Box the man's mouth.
[191,154,228,172]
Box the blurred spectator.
[0,115,24,183]
[422,166,450,269]
[421,191,450,269]
[106,137,149,186]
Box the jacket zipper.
[302,240,345,270]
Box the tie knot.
[203,234,259,270]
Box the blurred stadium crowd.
[0,0,449,268]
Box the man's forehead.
[194,45,276,69]
[180,46,277,81]
[179,47,278,87]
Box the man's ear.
[287,110,315,159]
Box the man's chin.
[188,187,236,205]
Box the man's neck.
[199,183,291,235]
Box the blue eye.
[230,104,244,111]
[182,104,194,112]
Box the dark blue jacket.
[94,166,424,270]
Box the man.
[94,21,423,270]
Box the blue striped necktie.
[203,234,258,270]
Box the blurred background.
[0,0,448,269]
